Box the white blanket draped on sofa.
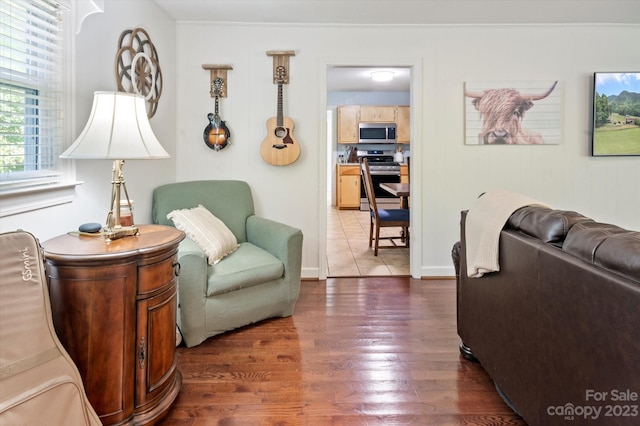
[465,189,549,278]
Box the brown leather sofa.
[453,206,640,426]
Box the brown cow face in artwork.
[471,89,533,144]
[466,82,558,144]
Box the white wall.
[3,14,638,279]
[0,0,176,242]
[72,1,177,235]
[174,22,640,278]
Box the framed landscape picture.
[592,72,640,156]
[464,80,562,145]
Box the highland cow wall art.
[464,80,562,145]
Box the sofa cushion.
[507,206,593,246]
[207,242,284,297]
[563,221,640,281]
[167,204,239,265]
[596,233,640,281]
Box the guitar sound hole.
[275,127,287,138]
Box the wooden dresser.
[42,225,185,425]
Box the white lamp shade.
[60,91,169,159]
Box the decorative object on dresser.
[152,180,304,348]
[42,225,185,426]
[59,91,169,241]
[115,28,162,118]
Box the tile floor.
[326,206,410,277]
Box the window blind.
[0,0,64,187]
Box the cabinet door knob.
[173,261,181,277]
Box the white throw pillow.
[167,205,239,265]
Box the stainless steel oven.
[358,150,401,211]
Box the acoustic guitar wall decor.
[203,77,231,151]
[260,66,300,166]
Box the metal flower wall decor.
[115,28,163,118]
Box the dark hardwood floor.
[159,277,526,425]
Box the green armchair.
[152,180,303,347]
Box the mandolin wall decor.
[202,65,233,151]
[202,64,233,98]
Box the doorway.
[325,65,411,278]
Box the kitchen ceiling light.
[371,71,395,82]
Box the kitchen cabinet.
[42,225,185,425]
[359,106,395,123]
[400,165,409,184]
[396,106,410,143]
[336,165,361,209]
[338,105,409,144]
[337,105,359,143]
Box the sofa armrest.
[175,238,208,347]
[246,215,303,301]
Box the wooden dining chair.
[360,158,410,256]
[404,157,410,209]
[406,157,410,183]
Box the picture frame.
[464,80,562,145]
[592,72,640,156]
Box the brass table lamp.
[60,91,169,240]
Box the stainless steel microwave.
[358,122,397,143]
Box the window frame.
[0,0,80,218]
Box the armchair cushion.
[167,204,239,265]
[207,242,284,297]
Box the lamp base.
[104,160,139,242]
[105,225,139,241]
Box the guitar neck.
[277,82,283,127]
